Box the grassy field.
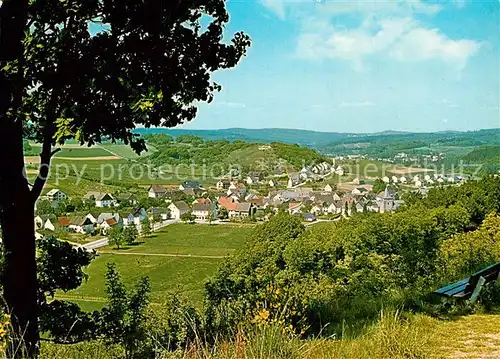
[58,223,255,310]
[98,143,158,159]
[105,223,254,256]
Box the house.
[57,216,71,230]
[273,190,300,202]
[377,187,396,213]
[148,207,170,220]
[120,212,136,227]
[327,201,343,214]
[303,213,316,222]
[43,189,67,203]
[148,184,167,198]
[288,202,302,214]
[229,202,254,219]
[355,202,365,213]
[324,184,334,192]
[117,193,137,205]
[226,190,242,201]
[268,179,279,187]
[179,181,201,191]
[352,187,368,196]
[100,218,119,234]
[85,212,100,224]
[182,188,196,197]
[287,173,301,188]
[168,201,190,220]
[69,216,95,234]
[218,196,238,212]
[193,197,212,205]
[192,203,216,221]
[335,166,345,176]
[83,192,117,207]
[35,215,57,231]
[311,204,323,215]
[216,179,231,190]
[229,182,247,196]
[246,172,263,185]
[96,212,120,226]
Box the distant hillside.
[135,127,500,155]
[141,133,329,177]
[135,128,353,148]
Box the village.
[33,158,466,246]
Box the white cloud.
[339,101,375,107]
[296,17,481,70]
[318,0,442,16]
[260,0,285,20]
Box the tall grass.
[160,310,435,359]
[37,310,436,359]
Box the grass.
[104,223,254,256]
[30,144,115,158]
[40,313,500,358]
[57,224,255,311]
[62,253,221,309]
[98,143,157,158]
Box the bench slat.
[433,262,500,299]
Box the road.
[81,219,180,251]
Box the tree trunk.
[0,1,36,356]
[0,120,39,358]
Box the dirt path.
[55,155,122,160]
[431,315,500,358]
[98,251,225,259]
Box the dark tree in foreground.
[0,0,250,355]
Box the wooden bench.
[433,262,500,304]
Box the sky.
[178,0,500,133]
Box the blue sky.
[180,0,499,133]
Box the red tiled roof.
[195,198,211,205]
[289,202,301,209]
[105,218,118,226]
[58,216,70,227]
[218,197,238,211]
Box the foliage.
[403,176,500,226]
[122,225,139,245]
[145,295,201,353]
[218,207,229,220]
[372,178,386,194]
[99,263,151,359]
[438,213,500,282]
[108,227,124,250]
[271,142,328,169]
[180,211,196,224]
[206,179,500,337]
[141,217,151,237]
[36,236,98,343]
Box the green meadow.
[58,223,255,310]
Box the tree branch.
[29,136,59,203]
